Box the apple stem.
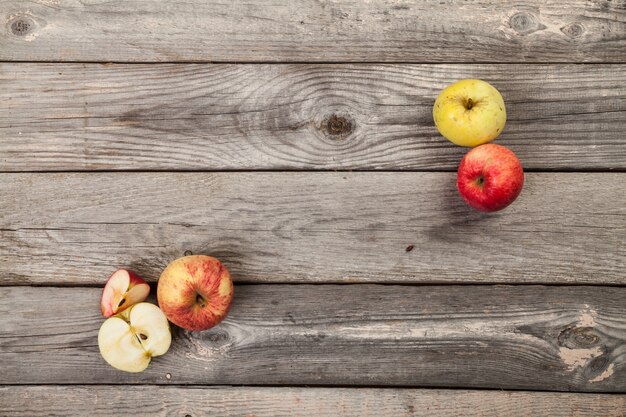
[196,293,206,308]
[117,298,125,308]
[465,98,474,110]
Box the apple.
[433,79,506,147]
[457,144,524,212]
[157,255,234,331]
[98,302,171,372]
[101,269,150,318]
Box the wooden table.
[1,1,625,415]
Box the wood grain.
[1,63,625,171]
[1,172,624,285]
[1,0,624,62]
[1,386,624,416]
[1,285,625,391]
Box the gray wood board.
[1,1,624,62]
[1,285,625,390]
[1,386,625,417]
[1,172,624,285]
[1,63,625,171]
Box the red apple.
[457,144,524,212]
[101,269,150,318]
[157,255,234,331]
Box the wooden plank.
[1,285,625,391]
[1,64,625,171]
[1,1,624,62]
[1,386,624,417]
[1,172,624,285]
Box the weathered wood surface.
[1,173,624,285]
[1,63,625,171]
[1,0,625,63]
[1,386,624,417]
[1,285,624,390]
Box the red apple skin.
[101,269,150,318]
[157,255,234,331]
[457,144,524,212]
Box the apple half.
[98,302,171,373]
[101,269,150,318]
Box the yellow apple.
[433,79,506,147]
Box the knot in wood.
[560,22,585,38]
[202,328,232,348]
[509,12,545,35]
[10,17,34,36]
[323,114,354,140]
[558,326,600,349]
[587,354,610,375]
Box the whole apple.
[433,79,506,147]
[157,255,234,331]
[457,144,524,212]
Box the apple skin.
[157,255,234,331]
[433,79,506,147]
[457,144,524,212]
[101,269,150,318]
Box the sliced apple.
[101,269,150,318]
[98,302,171,373]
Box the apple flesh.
[433,79,506,147]
[457,144,524,212]
[101,269,150,318]
[98,302,171,373]
[157,255,234,331]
